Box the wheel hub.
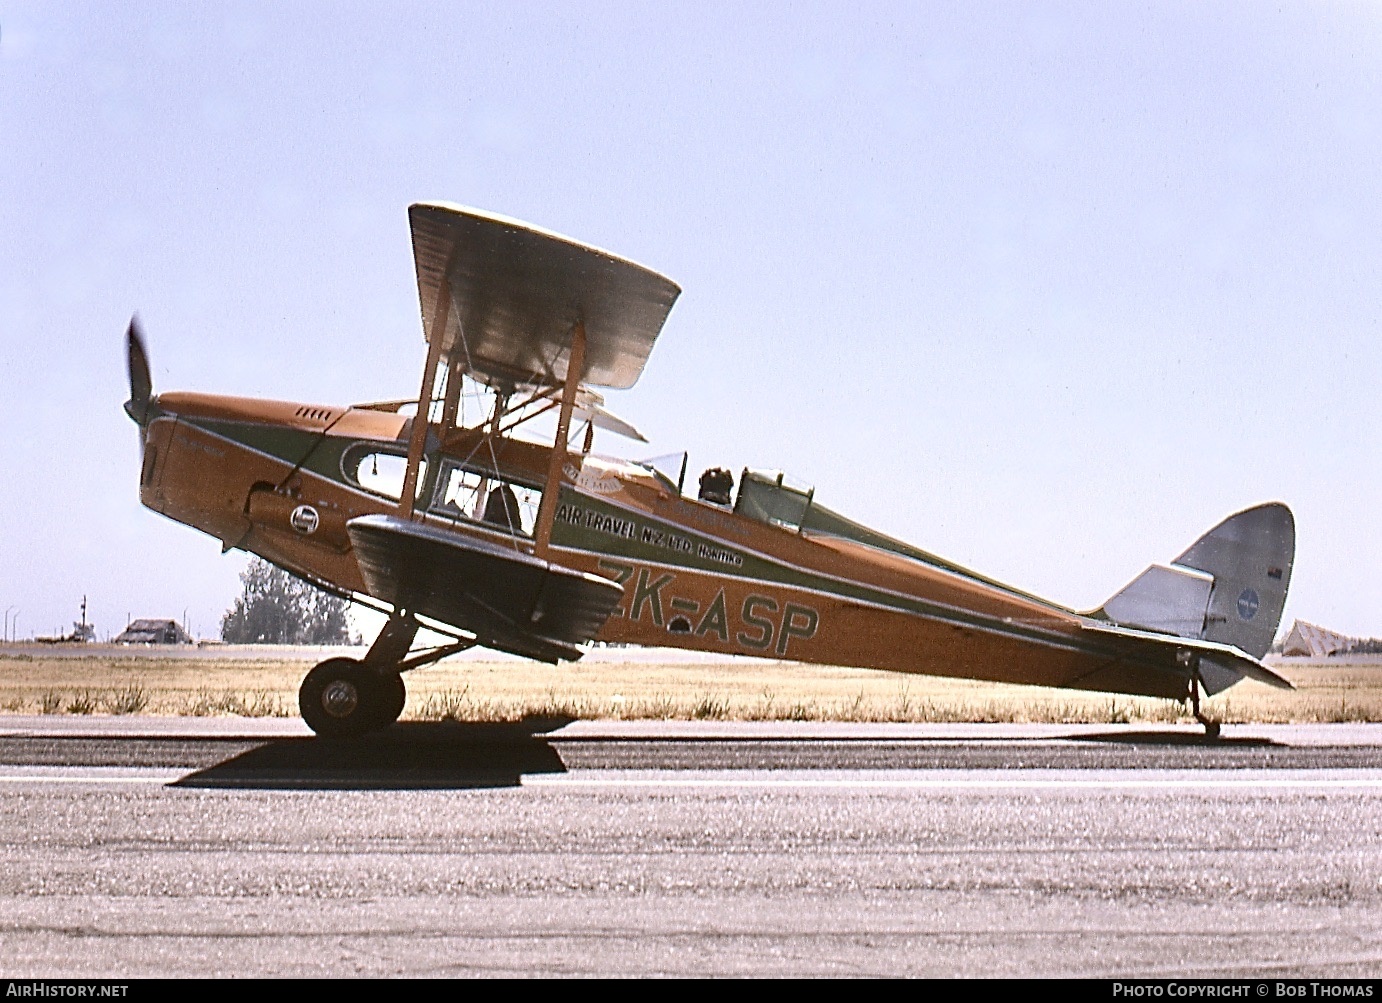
[321,679,359,718]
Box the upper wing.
[410,203,681,390]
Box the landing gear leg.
[359,612,418,730]
[297,613,420,737]
[364,612,420,670]
[361,611,483,727]
[1188,671,1220,741]
[298,610,481,736]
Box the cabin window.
[735,469,815,532]
[342,446,426,502]
[429,460,543,537]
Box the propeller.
[125,315,153,425]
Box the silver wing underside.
[410,202,681,390]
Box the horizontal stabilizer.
[1079,620,1294,695]
[1101,563,1213,638]
[347,515,624,662]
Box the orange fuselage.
[138,390,1185,700]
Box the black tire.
[299,657,380,738]
[372,670,406,729]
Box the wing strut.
[532,320,587,558]
[399,278,452,520]
[438,353,467,432]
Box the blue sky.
[1,2,1378,642]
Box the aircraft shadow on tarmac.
[174,718,574,791]
[1074,730,1280,747]
[165,723,1352,790]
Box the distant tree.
[221,558,353,644]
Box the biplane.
[124,203,1296,737]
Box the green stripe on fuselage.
[187,416,359,485]
[549,491,1082,653]
[183,415,1097,659]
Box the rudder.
[1172,502,1294,660]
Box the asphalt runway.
[1,717,1381,978]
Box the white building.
[1279,620,1353,657]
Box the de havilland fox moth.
[124,202,1296,737]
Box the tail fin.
[1097,503,1295,661]
[1174,503,1295,659]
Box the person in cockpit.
[697,467,733,506]
[482,483,523,533]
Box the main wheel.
[299,657,381,738]
[372,670,406,729]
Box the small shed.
[114,619,193,645]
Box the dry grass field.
[1,645,1379,724]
